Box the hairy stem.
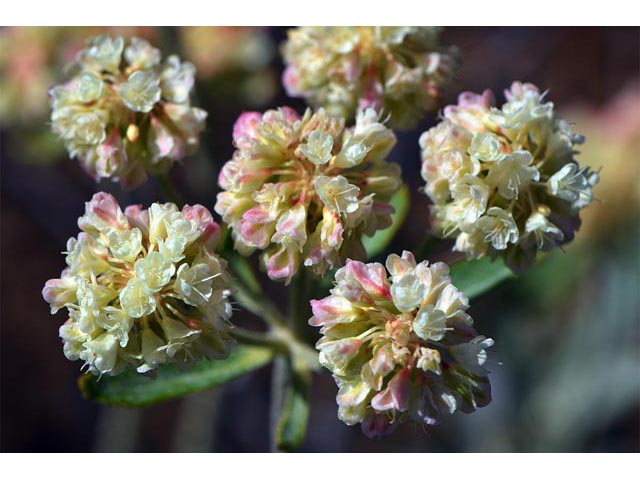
[229,327,286,352]
[231,276,286,329]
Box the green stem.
[269,355,287,452]
[269,270,316,452]
[288,269,310,339]
[156,174,183,206]
[230,327,286,352]
[231,277,286,329]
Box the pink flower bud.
[42,276,77,313]
[182,204,221,251]
[78,192,129,233]
[124,204,150,236]
[266,246,299,285]
[343,260,391,300]
[232,111,262,148]
[309,295,355,326]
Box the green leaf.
[363,184,410,259]
[273,357,311,452]
[79,345,274,407]
[450,257,514,299]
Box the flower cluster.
[282,27,457,129]
[49,35,207,188]
[420,82,600,272]
[42,193,233,376]
[215,107,402,284]
[310,251,492,437]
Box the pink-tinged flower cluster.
[49,35,206,189]
[215,107,402,284]
[42,192,233,376]
[420,82,600,272]
[309,251,493,438]
[281,27,458,129]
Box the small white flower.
[413,304,447,341]
[314,175,360,215]
[487,150,540,199]
[299,129,334,165]
[391,273,427,312]
[107,228,142,262]
[120,277,156,318]
[74,112,106,145]
[134,251,175,292]
[335,139,370,168]
[469,132,504,163]
[160,55,196,104]
[81,333,118,374]
[124,37,161,70]
[547,163,597,208]
[477,207,519,250]
[82,35,124,73]
[524,211,564,250]
[76,73,104,103]
[173,263,215,306]
[119,70,161,113]
[451,175,490,225]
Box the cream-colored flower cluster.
[42,193,233,376]
[282,27,457,129]
[215,107,402,284]
[310,251,492,437]
[420,82,600,272]
[49,35,206,189]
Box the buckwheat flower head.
[49,35,207,189]
[282,27,458,129]
[42,192,233,376]
[309,251,492,437]
[420,82,600,272]
[215,107,402,284]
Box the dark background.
[1,26,639,452]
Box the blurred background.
[1,26,638,452]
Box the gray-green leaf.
[450,257,514,299]
[79,345,273,407]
